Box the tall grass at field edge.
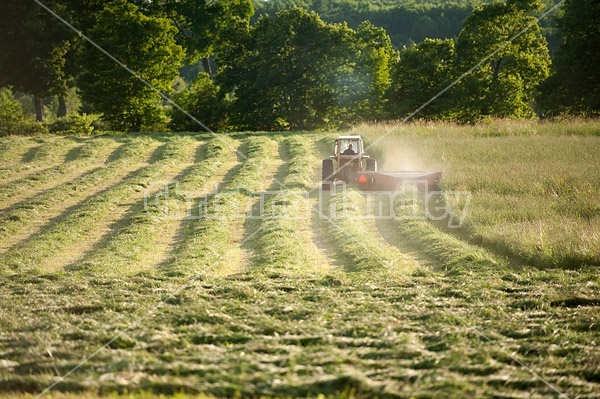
[353,120,600,269]
[351,118,600,138]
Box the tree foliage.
[0,0,74,122]
[0,0,590,132]
[454,0,551,120]
[168,73,226,132]
[537,0,600,116]
[252,0,481,48]
[0,88,46,136]
[347,22,395,120]
[77,0,184,132]
[149,0,254,62]
[387,38,457,119]
[218,7,394,131]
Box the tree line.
[252,0,564,51]
[0,0,597,134]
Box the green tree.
[168,73,226,132]
[219,7,393,130]
[77,0,184,132]
[219,8,356,130]
[0,0,74,122]
[149,0,253,78]
[387,38,457,120]
[345,21,395,120]
[0,88,46,136]
[411,15,439,42]
[537,0,600,116]
[455,0,551,120]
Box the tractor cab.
[322,135,377,189]
[333,136,364,157]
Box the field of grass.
[357,119,600,268]
[0,121,599,398]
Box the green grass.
[0,136,52,179]
[0,126,599,398]
[0,137,156,253]
[0,135,197,274]
[0,391,357,399]
[250,135,332,276]
[356,118,600,268]
[0,136,82,188]
[67,136,227,276]
[161,135,279,278]
[0,136,120,212]
[321,187,420,276]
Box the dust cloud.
[371,139,429,171]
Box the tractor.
[321,136,376,190]
[322,135,442,192]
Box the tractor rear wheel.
[366,158,377,171]
[322,159,334,190]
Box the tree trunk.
[34,96,45,123]
[57,97,67,117]
[202,57,213,81]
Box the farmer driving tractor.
[342,143,356,155]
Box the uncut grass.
[0,136,160,251]
[354,119,600,268]
[250,135,332,276]
[0,135,198,274]
[0,136,120,211]
[161,135,278,278]
[73,136,235,276]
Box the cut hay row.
[161,135,279,278]
[0,135,199,274]
[321,187,421,277]
[0,136,77,186]
[12,135,74,166]
[391,193,503,273]
[0,136,35,165]
[0,131,599,398]
[0,136,160,251]
[250,135,332,276]
[0,137,120,210]
[74,136,238,276]
[0,137,51,180]
[312,136,422,278]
